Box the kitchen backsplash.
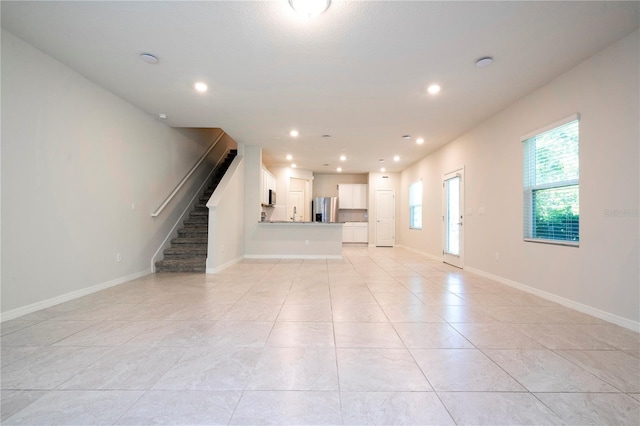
[339,209,368,222]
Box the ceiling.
[2,1,638,174]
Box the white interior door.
[443,169,464,268]
[375,190,395,247]
[288,191,304,222]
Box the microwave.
[268,189,276,206]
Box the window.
[522,114,579,245]
[409,180,422,229]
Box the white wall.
[313,173,368,198]
[242,144,264,253]
[1,30,220,315]
[206,156,245,273]
[398,31,640,327]
[246,223,343,258]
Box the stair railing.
[151,131,225,217]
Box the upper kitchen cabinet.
[338,184,368,209]
[261,168,276,206]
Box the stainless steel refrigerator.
[312,197,339,222]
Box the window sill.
[524,238,579,247]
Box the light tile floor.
[1,246,639,425]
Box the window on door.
[409,180,422,229]
[444,175,460,255]
[522,114,579,245]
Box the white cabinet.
[342,222,368,243]
[261,172,268,205]
[342,224,353,242]
[267,174,276,197]
[338,185,350,208]
[261,168,276,206]
[353,185,368,209]
[353,222,368,243]
[338,184,368,209]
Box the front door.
[375,189,395,247]
[443,169,464,268]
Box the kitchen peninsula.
[247,221,343,259]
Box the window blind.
[523,116,579,244]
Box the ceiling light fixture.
[416,138,425,145]
[322,134,332,138]
[290,129,299,137]
[194,82,208,93]
[475,56,494,68]
[140,53,159,64]
[427,84,441,94]
[289,0,331,18]
[291,163,297,168]
[380,167,386,172]
[286,154,293,161]
[337,167,342,172]
[393,155,400,162]
[402,135,411,140]
[157,113,167,120]
[340,155,346,161]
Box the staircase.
[155,149,237,273]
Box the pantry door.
[375,189,395,247]
[287,191,304,222]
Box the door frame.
[442,167,464,268]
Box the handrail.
[151,131,225,217]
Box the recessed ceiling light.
[402,135,411,140]
[290,130,299,137]
[393,155,400,162]
[157,113,167,120]
[427,84,441,94]
[286,154,293,161]
[475,56,494,68]
[291,163,297,168]
[380,167,386,172]
[416,138,425,145]
[337,167,342,172]
[289,0,331,18]
[194,82,208,93]
[340,155,346,161]
[140,53,159,64]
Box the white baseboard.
[205,254,344,274]
[0,269,152,323]
[464,266,640,333]
[393,244,638,332]
[395,244,442,261]
[206,256,243,274]
[244,254,343,260]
